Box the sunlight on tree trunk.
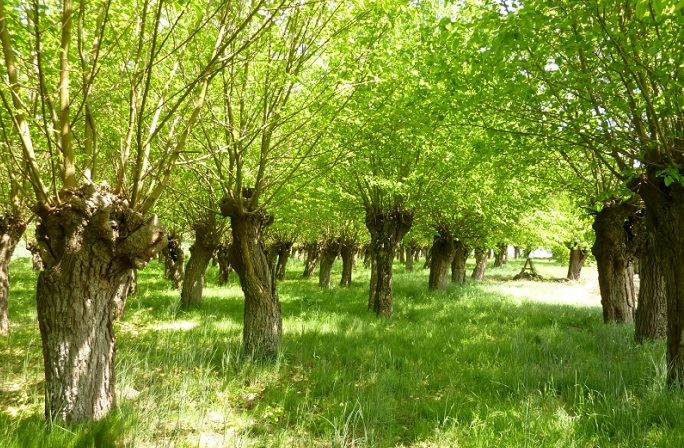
[471,248,487,281]
[566,246,586,281]
[365,207,413,317]
[318,239,339,289]
[303,241,321,278]
[36,185,165,423]
[221,195,281,358]
[634,227,666,343]
[641,179,684,385]
[591,201,636,324]
[451,241,468,285]
[181,223,220,308]
[428,230,454,290]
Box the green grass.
[1,257,683,447]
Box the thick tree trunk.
[265,243,279,276]
[362,244,371,268]
[35,185,166,423]
[429,230,455,290]
[405,250,415,272]
[216,243,233,285]
[514,246,522,259]
[493,243,507,268]
[220,196,281,358]
[180,244,213,308]
[403,242,418,272]
[365,207,413,317]
[634,226,666,343]
[112,269,136,320]
[275,241,293,281]
[451,240,468,285]
[318,239,340,288]
[591,202,636,324]
[181,225,220,308]
[639,177,684,384]
[26,241,44,271]
[0,213,26,336]
[566,246,586,280]
[163,234,184,289]
[302,241,321,278]
[423,248,432,270]
[471,247,487,281]
[339,240,357,287]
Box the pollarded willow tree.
[286,176,366,288]
[163,167,228,308]
[417,128,552,289]
[435,0,662,334]
[0,0,275,423]
[196,1,356,358]
[330,0,454,316]
[467,0,681,379]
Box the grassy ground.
[1,257,683,447]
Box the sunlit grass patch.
[1,257,683,447]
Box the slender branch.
[60,0,75,188]
[0,0,49,204]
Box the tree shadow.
[0,405,139,448]
[227,289,678,446]
[3,258,680,447]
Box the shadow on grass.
[2,258,682,447]
[0,405,140,448]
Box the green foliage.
[657,165,684,187]
[462,0,683,193]
[511,194,594,262]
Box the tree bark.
[216,243,233,285]
[163,233,184,289]
[566,246,587,280]
[493,243,507,267]
[639,178,684,385]
[302,241,321,278]
[471,247,487,281]
[26,241,44,271]
[220,195,281,358]
[451,240,469,285]
[423,247,432,270]
[428,230,455,290]
[35,185,166,423]
[634,225,666,343]
[275,241,293,281]
[0,213,26,336]
[112,269,136,320]
[339,239,357,287]
[365,206,413,316]
[265,243,279,277]
[405,250,415,272]
[591,201,636,324]
[403,241,418,272]
[318,239,340,288]
[181,223,220,308]
[362,244,371,268]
